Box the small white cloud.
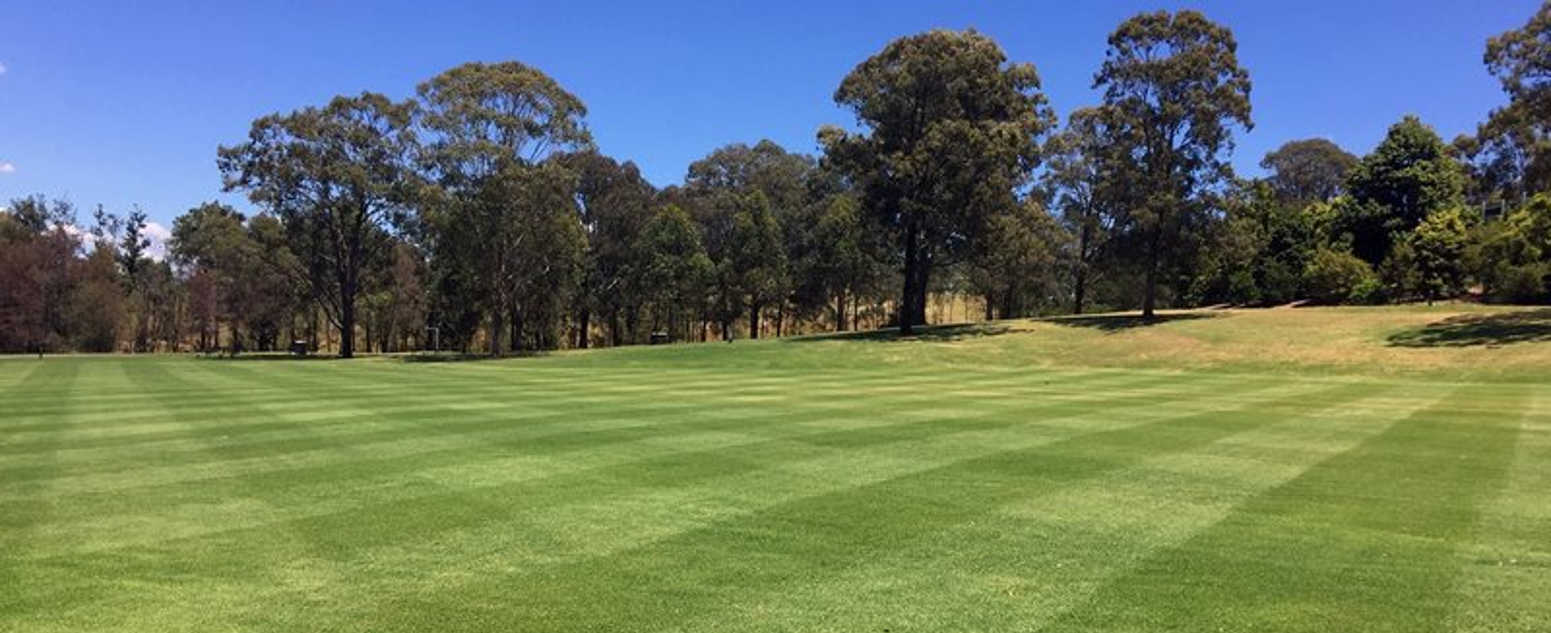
[143,221,172,261]
[0,162,15,173]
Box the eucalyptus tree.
[684,140,810,338]
[1260,139,1358,205]
[416,61,592,354]
[637,204,713,341]
[557,150,657,347]
[170,202,250,350]
[219,92,419,358]
[725,191,787,338]
[803,193,887,331]
[1468,1,1551,204]
[1093,10,1252,318]
[1043,107,1120,314]
[968,199,1070,319]
[821,29,1053,334]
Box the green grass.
[2,305,1548,631]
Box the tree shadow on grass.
[193,352,339,361]
[399,352,543,363]
[1036,311,1220,333]
[1386,309,1551,348]
[786,323,1013,344]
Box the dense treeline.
[6,6,1551,356]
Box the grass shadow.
[1037,311,1220,333]
[400,350,555,363]
[193,352,340,361]
[786,323,1013,344]
[1386,309,1551,348]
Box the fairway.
[3,308,1548,632]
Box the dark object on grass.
[289,340,310,356]
[649,331,671,345]
[1387,309,1551,347]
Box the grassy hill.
[557,303,1551,380]
[2,305,1547,631]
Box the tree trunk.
[909,256,931,330]
[1074,224,1091,315]
[488,309,503,357]
[509,305,522,354]
[577,308,590,349]
[1142,233,1159,319]
[1073,266,1087,315]
[748,302,761,340]
[339,298,355,358]
[900,222,919,335]
[984,293,995,321]
[834,292,848,332]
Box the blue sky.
[0,0,1537,234]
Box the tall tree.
[821,29,1052,334]
[1338,115,1466,265]
[683,140,810,339]
[968,199,1070,320]
[219,92,419,358]
[803,193,886,331]
[726,191,788,338]
[0,197,79,355]
[1260,138,1358,204]
[556,150,657,347]
[1044,107,1119,314]
[637,204,713,341]
[1093,10,1253,318]
[1469,1,1551,204]
[170,202,249,351]
[416,61,592,355]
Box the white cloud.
[143,221,172,261]
[0,162,15,173]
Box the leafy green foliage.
[1303,248,1378,305]
[1473,193,1551,302]
[1408,207,1471,302]
[1043,108,1119,314]
[1191,180,1317,306]
[1260,138,1358,204]
[1093,10,1253,317]
[969,200,1070,319]
[218,92,420,358]
[416,62,592,354]
[821,29,1053,332]
[638,204,714,340]
[1466,1,1551,203]
[1338,116,1465,265]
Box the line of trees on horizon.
[6,5,1551,357]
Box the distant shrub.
[1304,248,1378,304]
[1348,277,1386,304]
[1491,262,1549,304]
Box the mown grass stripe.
[0,366,1134,500]
[309,380,1349,632]
[664,381,1435,632]
[3,372,1267,625]
[1444,389,1551,633]
[1041,384,1524,633]
[8,370,1182,556]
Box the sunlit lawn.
[2,305,1547,631]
